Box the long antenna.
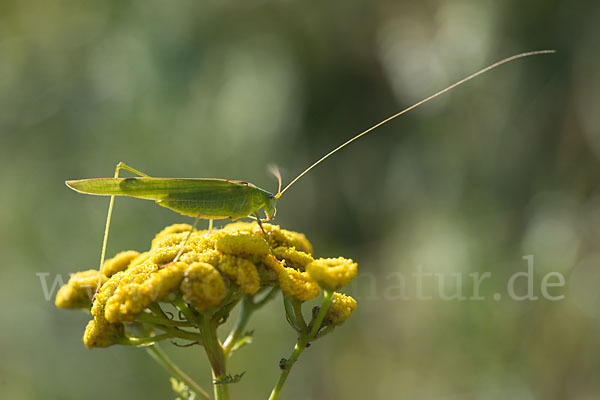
[275,49,555,199]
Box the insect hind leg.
[115,162,151,178]
[173,214,202,263]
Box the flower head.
[101,250,140,277]
[325,292,357,326]
[278,267,321,302]
[306,257,357,291]
[55,269,104,309]
[181,262,227,311]
[57,222,358,348]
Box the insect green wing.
[66,178,276,219]
[66,177,257,199]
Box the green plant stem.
[223,296,253,354]
[153,325,204,342]
[268,337,308,400]
[148,302,169,319]
[120,328,201,344]
[269,290,335,400]
[213,292,243,324]
[292,300,308,331]
[138,311,195,327]
[308,290,334,338]
[172,297,200,326]
[283,296,299,330]
[253,286,279,308]
[199,313,229,400]
[146,344,211,400]
[120,333,172,346]
[230,335,252,352]
[315,324,336,339]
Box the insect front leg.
[254,212,268,239]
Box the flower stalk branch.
[199,313,229,400]
[268,290,334,400]
[146,344,211,400]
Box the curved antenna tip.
[276,49,556,198]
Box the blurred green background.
[1,0,599,399]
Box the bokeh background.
[1,0,599,399]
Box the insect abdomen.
[156,190,263,220]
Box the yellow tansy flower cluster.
[56,222,357,348]
[306,257,357,291]
[325,293,358,325]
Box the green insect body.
[66,177,277,220]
